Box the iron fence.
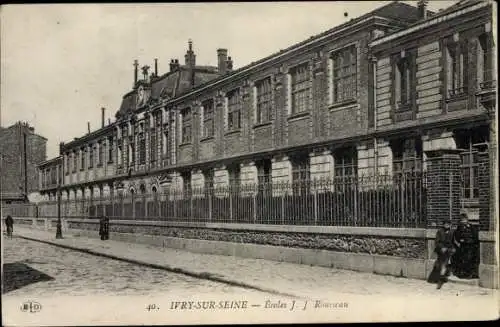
[3,172,427,228]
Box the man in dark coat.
[452,213,479,278]
[427,219,456,289]
[5,215,14,239]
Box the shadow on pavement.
[2,262,55,294]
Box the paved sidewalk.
[12,227,497,300]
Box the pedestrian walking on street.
[5,215,14,239]
[452,213,479,279]
[427,219,456,289]
[99,215,109,240]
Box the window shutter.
[439,39,447,112]
[389,54,396,120]
[410,49,417,115]
[468,38,478,109]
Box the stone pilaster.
[309,150,333,193]
[376,138,393,176]
[240,161,258,196]
[213,166,229,197]
[271,155,292,196]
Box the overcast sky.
[1,1,457,159]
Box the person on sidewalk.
[452,213,479,279]
[5,215,14,239]
[99,216,110,240]
[427,219,456,289]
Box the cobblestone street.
[2,236,263,297]
[2,228,499,325]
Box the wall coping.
[479,231,498,242]
[15,217,427,238]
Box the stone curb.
[17,234,303,300]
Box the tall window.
[181,108,192,143]
[391,138,422,175]
[331,45,357,103]
[88,144,94,168]
[478,33,494,89]
[228,164,241,191]
[138,133,146,165]
[394,56,413,109]
[256,77,273,123]
[291,154,310,182]
[181,171,191,196]
[108,137,113,163]
[150,130,157,166]
[118,143,123,166]
[98,141,103,166]
[334,147,358,178]
[80,148,85,170]
[446,40,468,97]
[203,99,214,138]
[203,169,214,191]
[227,89,241,130]
[130,141,135,165]
[65,153,70,174]
[72,151,77,173]
[256,159,272,190]
[291,154,310,194]
[290,63,311,114]
[455,127,489,200]
[163,130,169,162]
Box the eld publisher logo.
[20,301,42,313]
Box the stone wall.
[66,220,425,259]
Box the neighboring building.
[0,122,47,204]
[37,156,63,201]
[37,1,495,224]
[370,0,495,221]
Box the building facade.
[370,0,495,222]
[39,1,429,199]
[37,1,495,225]
[0,122,47,204]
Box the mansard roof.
[115,64,219,119]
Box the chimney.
[154,58,158,76]
[170,59,180,72]
[417,0,428,19]
[133,60,139,85]
[108,118,111,125]
[226,56,233,72]
[101,107,105,128]
[217,48,228,74]
[184,39,196,68]
[87,122,91,134]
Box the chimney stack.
[108,118,111,125]
[226,56,233,72]
[217,49,228,75]
[170,59,180,72]
[417,0,428,19]
[101,107,105,128]
[184,39,196,68]
[87,122,91,134]
[154,58,158,76]
[133,60,139,85]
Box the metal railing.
[4,172,427,228]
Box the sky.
[1,1,458,159]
